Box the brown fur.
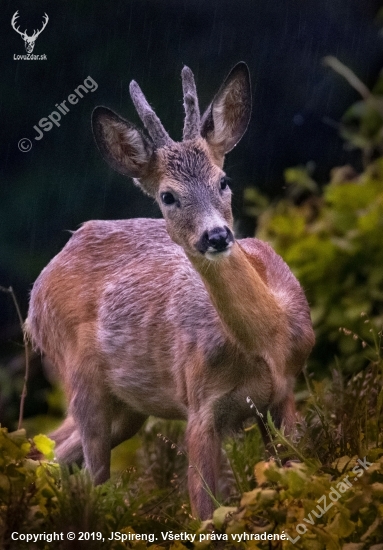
[27,64,314,520]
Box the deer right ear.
[92,107,155,180]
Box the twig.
[0,285,30,429]
[323,56,371,100]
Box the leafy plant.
[0,427,193,549]
[254,157,383,374]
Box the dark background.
[1,0,383,426]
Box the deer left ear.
[201,62,251,161]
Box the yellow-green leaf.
[33,434,55,460]
[326,512,355,538]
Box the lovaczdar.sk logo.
[11,10,48,60]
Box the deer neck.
[187,241,286,359]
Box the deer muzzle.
[197,226,234,258]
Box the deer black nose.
[197,226,234,254]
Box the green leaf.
[326,512,355,538]
[33,434,56,460]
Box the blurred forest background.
[1,0,383,430]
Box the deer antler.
[182,66,201,141]
[129,80,173,148]
[11,11,49,40]
[11,11,27,38]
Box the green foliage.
[0,428,59,548]
[202,455,383,549]
[0,427,192,550]
[2,355,383,550]
[255,158,383,373]
[3,430,380,550]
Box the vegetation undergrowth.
[1,329,383,549]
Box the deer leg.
[69,368,112,485]
[186,414,222,520]
[271,391,297,435]
[217,447,236,503]
[49,415,83,466]
[49,407,147,465]
[111,406,148,448]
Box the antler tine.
[34,13,49,38]
[11,11,19,26]
[11,11,25,36]
[129,80,173,148]
[182,66,201,141]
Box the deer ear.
[92,107,154,179]
[201,62,251,160]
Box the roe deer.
[27,63,315,520]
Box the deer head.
[11,11,49,54]
[92,63,251,260]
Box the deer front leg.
[70,370,112,485]
[271,391,297,436]
[49,415,84,466]
[186,414,222,520]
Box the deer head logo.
[11,11,48,54]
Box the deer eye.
[161,192,176,205]
[220,177,229,191]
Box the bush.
[253,158,383,374]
